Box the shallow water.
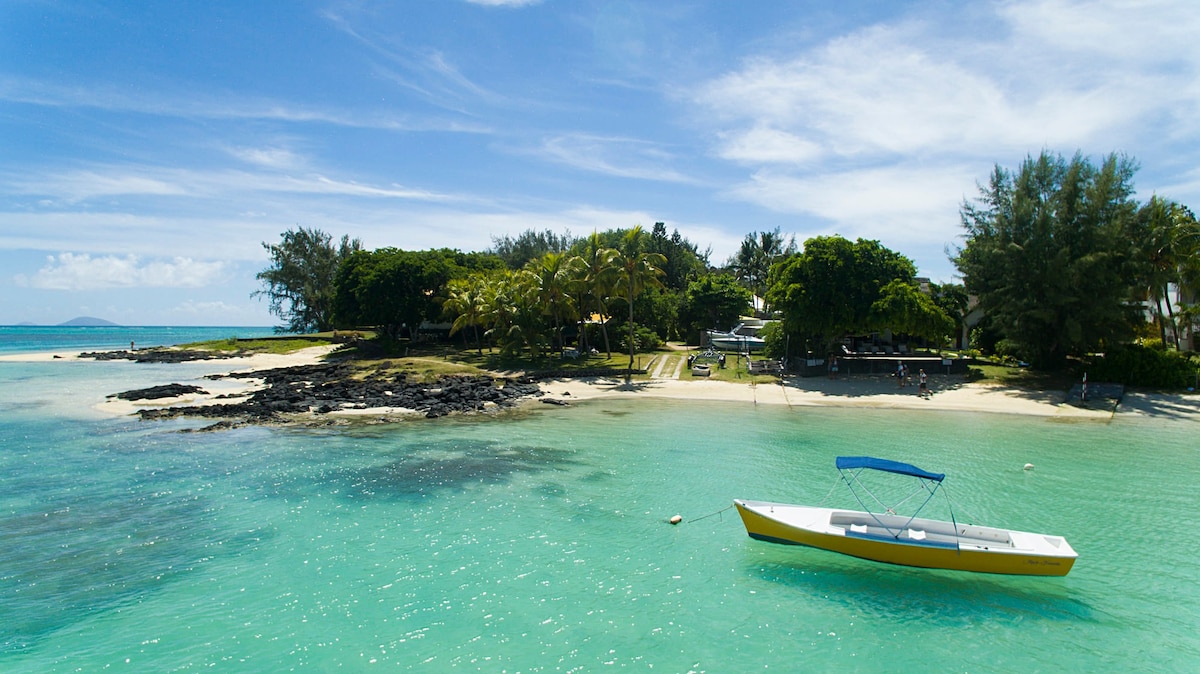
[0,326,279,355]
[1,355,1198,672]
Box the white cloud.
[716,126,824,165]
[14,254,227,291]
[537,134,697,183]
[695,0,1200,166]
[727,162,976,261]
[0,76,492,134]
[225,145,307,170]
[5,166,460,204]
[689,0,1200,280]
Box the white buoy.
[669,515,682,525]
[1023,463,1034,471]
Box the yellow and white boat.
[734,457,1078,576]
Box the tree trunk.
[626,278,635,381]
[1163,283,1181,348]
[1154,295,1167,344]
[599,299,612,358]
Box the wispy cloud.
[0,76,491,134]
[321,10,506,113]
[14,253,227,290]
[5,166,460,204]
[690,0,1200,279]
[537,133,697,183]
[223,145,309,170]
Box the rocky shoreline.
[82,348,245,363]
[116,360,546,427]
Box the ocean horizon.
[0,325,282,356]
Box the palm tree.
[1136,197,1200,347]
[611,226,666,377]
[579,232,619,357]
[525,252,580,353]
[730,227,796,313]
[443,277,487,355]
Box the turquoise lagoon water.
[0,325,280,355]
[1,332,1198,671]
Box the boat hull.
[734,500,1076,576]
[706,334,765,352]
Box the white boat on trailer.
[705,323,766,352]
[735,456,1078,576]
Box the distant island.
[58,316,120,327]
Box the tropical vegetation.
[255,149,1199,388]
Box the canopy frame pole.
[839,467,945,540]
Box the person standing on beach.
[918,369,928,397]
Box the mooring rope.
[686,505,734,524]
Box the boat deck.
[829,511,1012,550]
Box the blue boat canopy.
[836,456,945,482]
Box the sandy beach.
[10,343,1190,421]
[537,373,1200,420]
[0,345,344,418]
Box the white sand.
[11,343,1197,421]
[88,345,342,417]
[536,374,1200,420]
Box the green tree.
[490,229,578,270]
[611,226,667,375]
[255,226,362,333]
[1130,197,1200,347]
[443,277,489,355]
[869,280,955,348]
[525,252,582,352]
[645,221,710,291]
[766,235,915,355]
[954,151,1140,368]
[332,248,502,339]
[929,282,970,349]
[577,232,619,356]
[729,227,797,309]
[678,274,753,343]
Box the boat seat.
[850,523,868,534]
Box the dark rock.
[132,363,543,425]
[81,348,243,363]
[111,383,208,401]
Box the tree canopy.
[766,235,916,353]
[728,227,797,307]
[332,248,504,338]
[255,227,362,333]
[677,274,752,342]
[490,229,578,270]
[954,151,1140,368]
[1128,196,1200,348]
[869,280,954,346]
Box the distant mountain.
[58,316,120,327]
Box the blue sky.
[3,0,1199,326]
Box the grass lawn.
[970,362,1079,390]
[184,336,337,355]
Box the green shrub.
[760,322,786,360]
[995,339,1024,361]
[1085,344,1199,388]
[618,326,662,353]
